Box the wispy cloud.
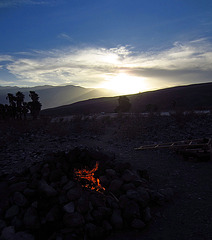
[58,33,73,42]
[0,0,49,8]
[1,38,212,89]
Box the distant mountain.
[41,82,212,116]
[0,85,117,109]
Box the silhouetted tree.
[28,91,42,119]
[115,96,131,113]
[6,93,16,119]
[0,104,6,120]
[16,91,25,119]
[145,104,158,114]
[22,102,29,120]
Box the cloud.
[2,38,212,88]
[58,33,73,42]
[0,0,50,8]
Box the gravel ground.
[0,113,212,240]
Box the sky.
[0,0,212,94]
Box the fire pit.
[0,147,173,240]
[74,161,105,193]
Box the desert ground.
[0,112,212,240]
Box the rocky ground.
[0,112,212,239]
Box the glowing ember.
[74,162,105,192]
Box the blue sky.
[0,0,212,94]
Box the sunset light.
[101,73,149,95]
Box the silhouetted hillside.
[0,85,116,109]
[41,82,212,116]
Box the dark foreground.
[0,113,212,239]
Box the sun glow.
[101,73,149,95]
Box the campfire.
[74,161,105,192]
[0,147,173,240]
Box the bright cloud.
[1,38,212,92]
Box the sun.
[101,73,149,95]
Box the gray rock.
[63,212,84,228]
[23,207,40,229]
[5,205,19,219]
[23,188,36,198]
[102,220,113,234]
[121,183,136,192]
[13,192,27,207]
[13,231,35,240]
[85,223,105,240]
[122,170,138,182]
[119,194,129,209]
[77,197,90,214]
[136,187,150,205]
[11,216,23,230]
[159,188,174,201]
[123,200,140,222]
[127,187,150,206]
[1,226,15,240]
[45,205,60,222]
[66,187,81,201]
[60,176,68,186]
[99,176,109,187]
[63,181,76,191]
[109,179,123,193]
[29,164,41,175]
[105,169,117,178]
[110,209,123,230]
[0,219,6,231]
[92,207,112,221]
[131,218,146,229]
[9,182,27,193]
[39,180,57,197]
[63,202,75,213]
[41,164,50,179]
[143,207,152,222]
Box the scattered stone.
[92,207,112,222]
[5,205,19,219]
[105,169,117,178]
[11,216,23,230]
[0,220,6,231]
[63,202,75,214]
[85,223,104,240]
[45,205,61,223]
[14,231,35,240]
[1,226,15,240]
[23,207,40,229]
[110,209,123,230]
[131,218,146,229]
[66,188,81,201]
[13,192,27,207]
[63,181,76,191]
[123,200,140,223]
[122,169,137,182]
[0,147,170,239]
[9,182,27,193]
[77,197,90,214]
[143,207,152,222]
[109,179,123,193]
[63,212,84,228]
[38,180,57,197]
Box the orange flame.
[74,162,105,192]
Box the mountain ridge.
[0,84,117,109]
[41,82,212,116]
